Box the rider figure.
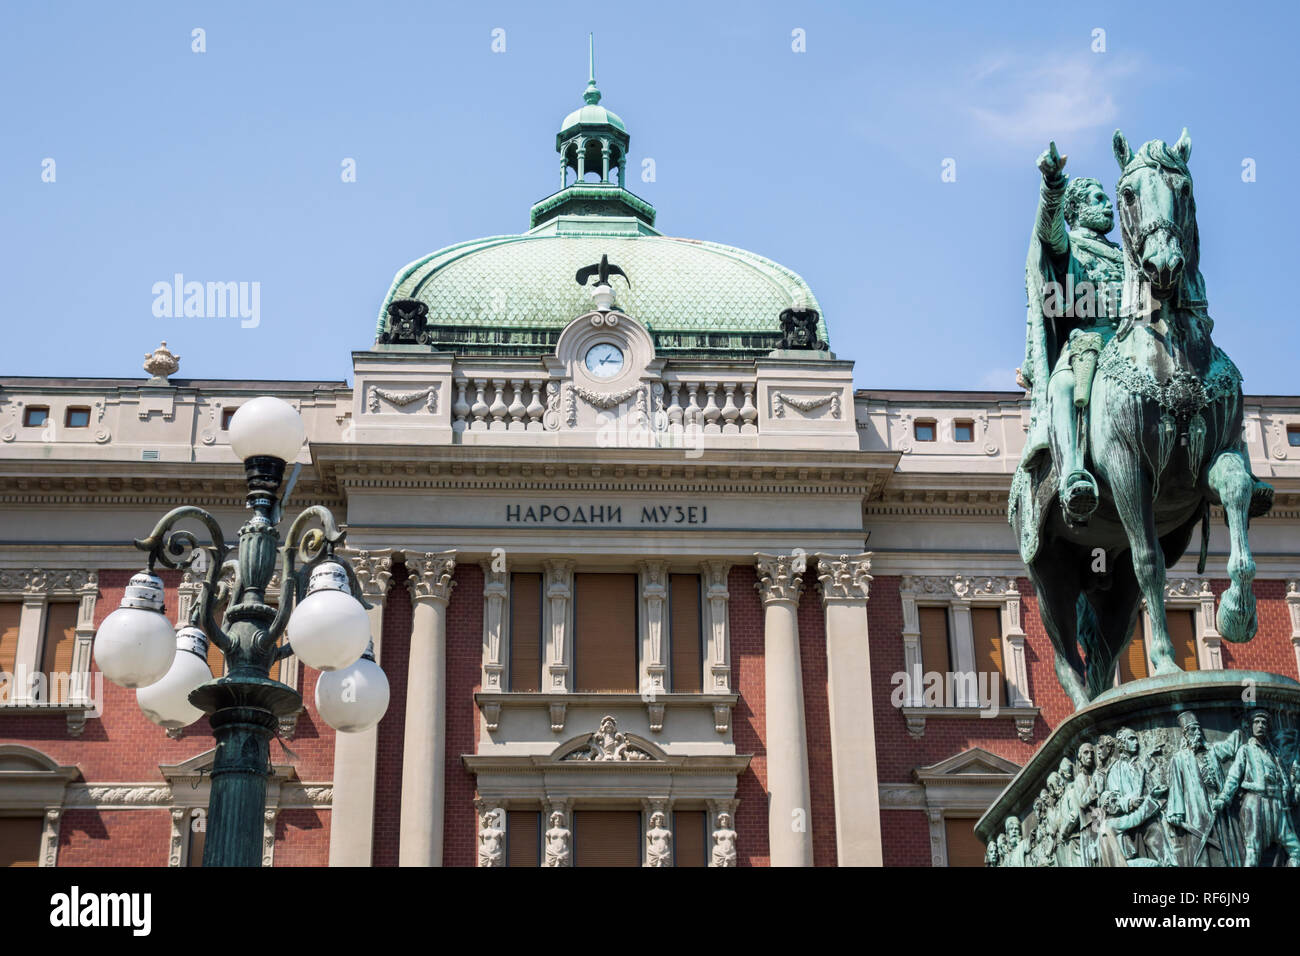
[1021,142,1125,524]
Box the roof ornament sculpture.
[575,254,631,312]
[143,341,180,383]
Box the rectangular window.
[574,573,638,693]
[206,636,224,679]
[1168,608,1199,672]
[970,606,1006,705]
[944,818,985,867]
[509,572,542,692]
[507,810,540,867]
[40,603,79,703]
[573,810,640,867]
[918,606,951,676]
[914,419,936,442]
[0,817,44,867]
[23,407,49,427]
[65,407,91,428]
[1118,620,1148,682]
[1288,425,1300,447]
[670,574,702,693]
[953,419,974,442]
[0,602,21,688]
[187,810,206,867]
[673,810,707,867]
[221,408,238,430]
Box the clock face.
[584,343,625,379]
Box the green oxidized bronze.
[1010,129,1274,708]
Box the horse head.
[1112,129,1199,296]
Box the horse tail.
[1075,593,1105,692]
[1197,499,1210,575]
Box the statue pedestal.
[977,670,1300,867]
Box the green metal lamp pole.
[132,454,368,867]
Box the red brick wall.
[443,563,483,867]
[57,809,172,867]
[273,809,329,867]
[1217,579,1298,677]
[372,564,411,866]
[728,565,769,867]
[797,578,837,866]
[880,809,931,867]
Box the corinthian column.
[813,552,883,866]
[399,550,457,867]
[754,552,813,867]
[329,549,393,867]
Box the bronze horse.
[1012,130,1273,709]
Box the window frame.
[22,406,49,428]
[64,406,91,429]
[913,418,937,442]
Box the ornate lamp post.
[93,397,388,867]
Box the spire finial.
[584,33,601,105]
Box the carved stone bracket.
[646,701,665,733]
[481,701,502,733]
[549,701,567,734]
[712,702,732,734]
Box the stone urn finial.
[143,341,180,383]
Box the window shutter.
[509,573,542,692]
[1169,609,1199,671]
[41,603,80,702]
[187,811,206,867]
[0,602,21,681]
[206,636,224,678]
[507,811,540,867]
[970,607,1005,704]
[0,817,43,868]
[943,818,985,867]
[918,606,951,675]
[673,810,707,867]
[1118,620,1148,682]
[573,811,640,867]
[574,573,637,693]
[670,574,702,693]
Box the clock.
[584,343,624,379]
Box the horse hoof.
[1249,481,1274,518]
[1061,474,1098,524]
[1216,587,1258,642]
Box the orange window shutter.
[970,607,1006,705]
[670,574,702,693]
[509,573,543,692]
[41,603,80,702]
[1118,620,1149,682]
[0,817,44,867]
[573,811,640,867]
[0,602,22,678]
[574,573,638,693]
[1169,609,1199,671]
[943,818,986,867]
[918,606,951,675]
[206,636,224,678]
[673,810,707,867]
[507,811,540,867]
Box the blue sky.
[4,1,1297,393]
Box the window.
[206,637,224,679]
[954,419,974,442]
[23,407,48,427]
[0,603,20,695]
[186,809,206,867]
[971,607,1006,705]
[221,408,238,430]
[39,604,79,703]
[919,606,951,674]
[64,407,90,428]
[1289,425,1300,447]
[573,810,640,867]
[509,573,542,692]
[673,810,707,867]
[574,573,638,693]
[1168,609,1199,672]
[1118,620,1148,682]
[507,810,540,867]
[943,818,986,867]
[914,419,936,442]
[0,817,43,867]
[670,574,702,693]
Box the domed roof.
[377,232,825,347]
[560,101,627,136]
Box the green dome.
[377,232,826,354]
[560,102,627,136]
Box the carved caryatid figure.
[645,812,672,867]
[477,807,506,868]
[1165,710,1243,866]
[1212,709,1300,867]
[710,812,738,868]
[544,811,571,868]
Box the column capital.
[813,552,873,603]
[339,547,394,603]
[404,550,457,604]
[754,552,805,606]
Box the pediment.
[0,744,78,778]
[914,747,1020,782]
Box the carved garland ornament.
[368,384,439,414]
[567,383,644,426]
[771,391,841,419]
